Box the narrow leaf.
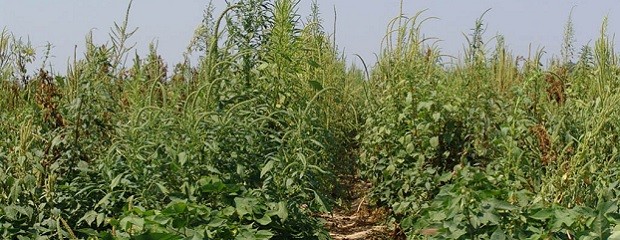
[261,160,274,179]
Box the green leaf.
[208,217,225,227]
[392,202,409,215]
[97,212,105,226]
[110,174,123,190]
[78,210,98,226]
[148,215,171,225]
[552,209,576,229]
[3,205,18,220]
[598,201,618,215]
[439,172,452,182]
[405,92,413,104]
[490,228,507,240]
[610,227,620,240]
[480,212,500,225]
[77,228,99,236]
[490,199,518,211]
[163,201,188,215]
[309,80,323,91]
[222,206,236,217]
[254,230,274,239]
[417,101,433,111]
[51,134,64,148]
[255,214,272,226]
[276,201,288,222]
[531,209,553,220]
[201,182,226,193]
[261,160,274,179]
[178,152,187,166]
[133,232,181,240]
[156,182,170,195]
[16,205,33,218]
[432,112,441,121]
[257,63,269,71]
[235,198,252,218]
[449,227,467,239]
[406,143,414,154]
[313,191,329,212]
[430,137,439,148]
[307,59,321,68]
[120,215,144,231]
[236,227,259,240]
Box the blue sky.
[1,1,619,72]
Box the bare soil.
[322,175,397,240]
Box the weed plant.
[0,0,362,239]
[3,1,620,239]
[360,8,620,239]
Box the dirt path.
[322,175,396,240]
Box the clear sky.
[1,1,619,72]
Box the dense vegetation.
[2,1,620,239]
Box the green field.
[3,1,620,239]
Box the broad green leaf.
[406,142,414,154]
[276,201,288,221]
[417,101,433,111]
[3,205,18,220]
[163,201,188,215]
[432,112,441,121]
[598,201,618,215]
[51,134,63,148]
[235,198,252,218]
[285,178,294,189]
[255,214,272,226]
[97,212,105,226]
[134,232,180,240]
[490,228,507,240]
[201,182,226,193]
[392,201,411,214]
[309,80,323,91]
[439,172,452,182]
[531,209,553,220]
[15,205,33,219]
[552,209,576,229]
[208,217,225,227]
[120,215,144,231]
[430,137,439,148]
[178,152,187,166]
[490,199,518,211]
[610,232,620,240]
[236,227,258,240]
[254,230,274,239]
[449,227,467,239]
[480,212,500,225]
[78,210,98,226]
[222,206,236,217]
[148,215,170,225]
[236,164,246,177]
